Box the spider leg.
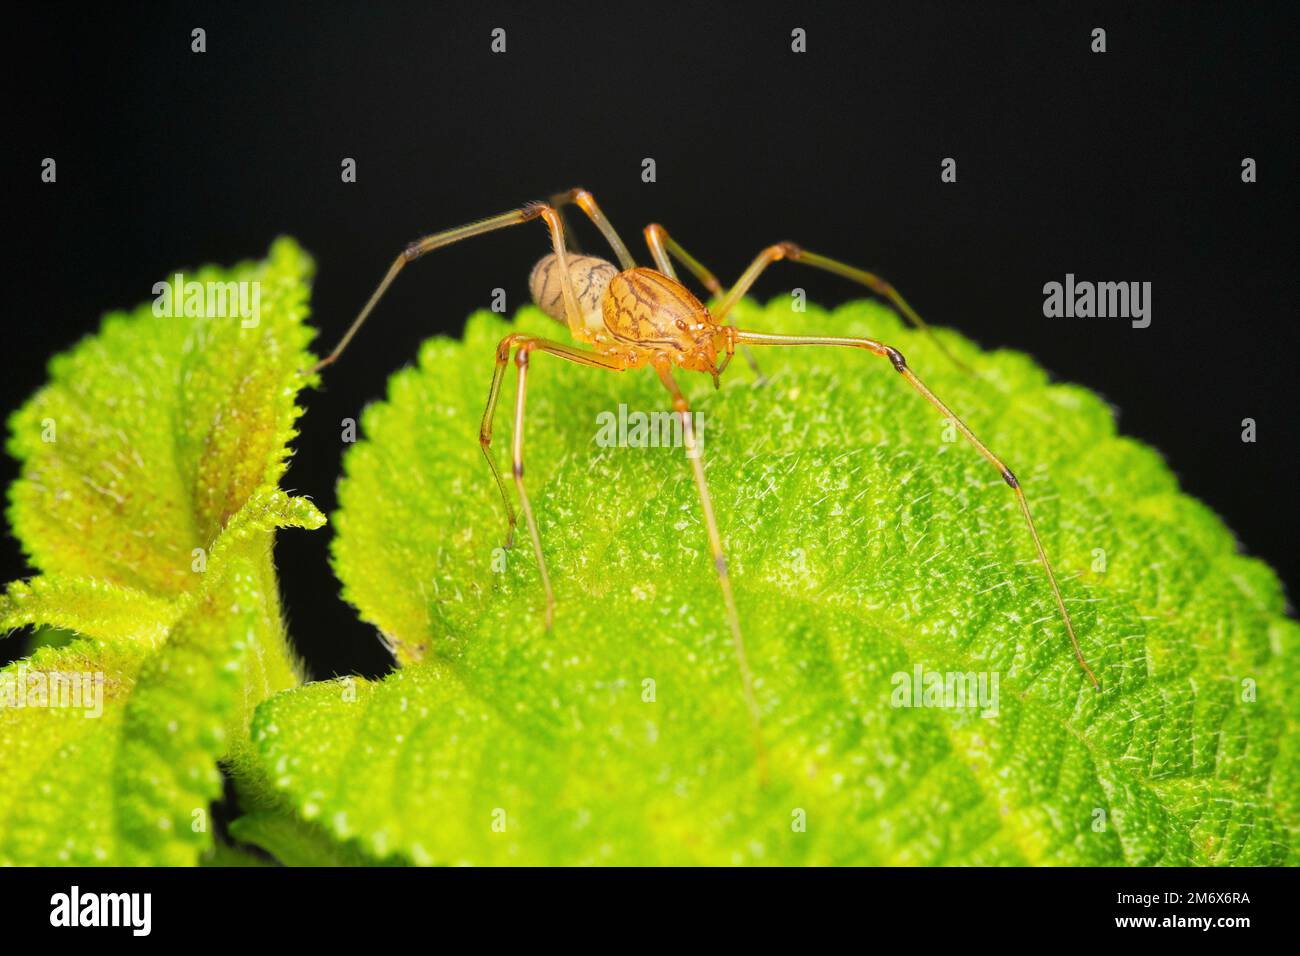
[481,335,628,626]
[313,200,589,372]
[643,223,767,385]
[735,329,1100,690]
[654,357,768,781]
[551,206,584,255]
[643,223,723,294]
[549,188,637,270]
[480,334,531,549]
[715,243,975,375]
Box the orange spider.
[313,187,1100,774]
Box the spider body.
[602,268,724,373]
[530,255,724,374]
[313,186,1101,780]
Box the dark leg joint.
[715,554,729,575]
[1002,468,1019,489]
[521,200,549,221]
[513,462,524,479]
[885,347,908,372]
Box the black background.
[5,2,1296,679]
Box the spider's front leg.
[715,243,975,375]
[734,329,1101,690]
[643,223,724,295]
[642,223,767,385]
[654,357,767,780]
[479,334,532,549]
[480,336,627,627]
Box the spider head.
[674,322,733,382]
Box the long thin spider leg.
[643,223,767,385]
[313,200,589,372]
[643,223,722,293]
[480,334,533,548]
[735,329,1100,690]
[511,345,553,628]
[716,243,975,375]
[654,358,768,781]
[549,187,637,270]
[552,206,584,255]
[482,336,628,625]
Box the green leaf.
[1,240,325,864]
[200,840,275,868]
[228,810,391,867]
[4,237,321,702]
[6,236,317,599]
[2,576,179,648]
[25,627,77,655]
[0,493,322,865]
[261,299,1297,865]
[0,575,236,865]
[113,553,263,866]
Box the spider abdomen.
[529,253,617,336]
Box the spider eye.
[674,319,687,331]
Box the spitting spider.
[314,187,1100,771]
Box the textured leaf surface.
[6,237,317,598]
[228,810,388,867]
[0,491,323,867]
[273,300,1292,863]
[1,576,178,648]
[2,553,250,864]
[1,241,324,864]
